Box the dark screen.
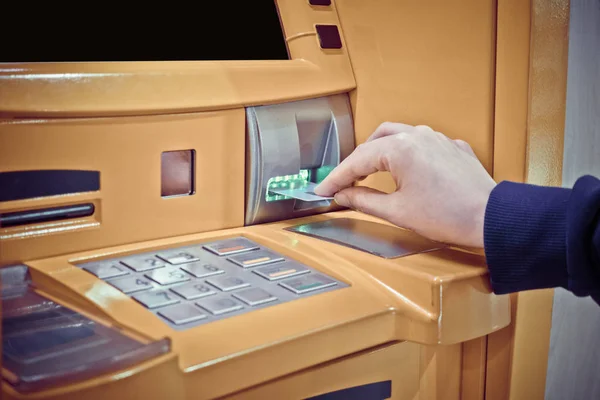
[0,3,289,62]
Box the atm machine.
[0,1,567,399]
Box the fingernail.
[334,192,349,207]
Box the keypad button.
[253,262,311,281]
[108,276,153,294]
[145,267,191,286]
[206,275,251,292]
[227,249,284,268]
[83,262,130,279]
[121,257,166,272]
[158,304,207,325]
[133,290,180,309]
[232,288,277,306]
[279,274,337,294]
[203,237,259,256]
[180,263,224,278]
[196,296,243,315]
[156,249,200,265]
[170,282,217,300]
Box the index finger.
[314,139,391,196]
[366,122,415,142]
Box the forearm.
[483,175,600,299]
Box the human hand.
[314,123,496,248]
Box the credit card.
[270,182,334,202]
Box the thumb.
[334,186,396,221]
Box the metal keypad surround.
[76,237,347,330]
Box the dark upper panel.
[0,3,289,62]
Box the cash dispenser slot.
[245,94,355,225]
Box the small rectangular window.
[161,150,195,197]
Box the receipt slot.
[245,94,355,225]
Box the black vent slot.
[0,170,100,202]
[0,204,95,228]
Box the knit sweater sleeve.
[483,175,600,302]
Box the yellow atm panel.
[0,0,566,399]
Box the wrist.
[468,183,496,248]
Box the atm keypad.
[76,236,347,331]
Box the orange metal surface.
[0,0,562,398]
[2,212,509,399]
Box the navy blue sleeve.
[483,175,600,302]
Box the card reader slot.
[245,94,354,225]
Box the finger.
[454,139,477,158]
[314,139,391,196]
[334,186,397,221]
[414,125,435,133]
[366,122,415,142]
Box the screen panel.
[0,3,289,62]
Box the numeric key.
[108,276,153,294]
[180,263,225,278]
[145,267,191,286]
[83,262,130,279]
[121,257,166,272]
[133,290,180,309]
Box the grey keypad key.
[227,249,284,268]
[108,276,153,294]
[279,274,337,294]
[121,257,166,272]
[170,282,217,300]
[83,261,130,279]
[158,304,207,325]
[253,261,311,281]
[145,267,191,285]
[196,296,244,315]
[232,287,277,306]
[156,249,200,265]
[133,290,180,309]
[206,275,250,291]
[203,237,259,256]
[180,262,224,278]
